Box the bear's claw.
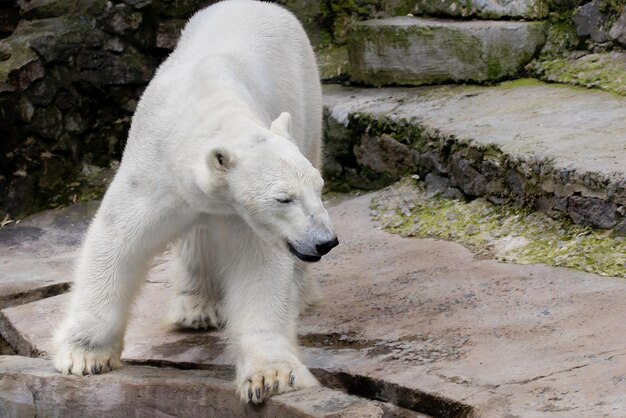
[54,340,122,376]
[238,363,318,404]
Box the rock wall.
[2,0,625,219]
[0,0,408,219]
[0,0,224,218]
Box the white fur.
[53,0,336,404]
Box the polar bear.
[53,0,338,404]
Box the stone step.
[347,17,546,87]
[322,80,626,231]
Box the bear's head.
[205,112,338,262]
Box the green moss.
[530,53,626,96]
[372,177,626,278]
[0,40,38,82]
[541,20,579,58]
[496,78,546,89]
[316,44,349,80]
[320,0,381,46]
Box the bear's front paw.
[168,293,222,330]
[54,342,122,376]
[237,361,319,404]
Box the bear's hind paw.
[168,293,222,330]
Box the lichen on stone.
[529,52,626,95]
[371,177,626,278]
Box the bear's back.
[178,1,308,58]
[128,0,321,169]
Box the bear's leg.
[168,226,222,330]
[54,182,193,376]
[294,263,323,314]
[223,247,319,404]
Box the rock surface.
[572,0,610,43]
[609,7,626,47]
[348,17,546,87]
[0,202,100,310]
[1,193,626,416]
[322,81,626,230]
[412,0,549,20]
[530,51,626,96]
[0,356,422,418]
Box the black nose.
[316,237,339,256]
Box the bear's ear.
[208,147,235,172]
[270,112,292,139]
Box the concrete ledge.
[322,81,626,231]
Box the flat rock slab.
[0,202,100,309]
[348,17,546,86]
[323,81,626,176]
[2,193,626,416]
[0,356,420,418]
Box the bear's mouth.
[287,242,321,263]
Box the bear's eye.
[276,197,293,204]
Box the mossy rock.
[348,17,547,87]
[529,51,626,95]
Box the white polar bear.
[53,0,338,404]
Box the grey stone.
[449,154,487,197]
[104,37,125,52]
[348,17,546,86]
[573,0,610,43]
[30,105,62,139]
[16,95,34,122]
[568,195,618,228]
[609,8,626,47]
[0,49,44,92]
[102,3,143,35]
[17,0,73,19]
[156,19,184,50]
[534,194,568,215]
[322,108,353,187]
[78,47,154,86]
[417,151,447,176]
[424,173,449,197]
[506,168,534,198]
[412,0,549,20]
[123,0,153,9]
[27,75,58,106]
[354,133,417,178]
[64,110,89,134]
[442,186,465,200]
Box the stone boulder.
[348,17,547,87]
